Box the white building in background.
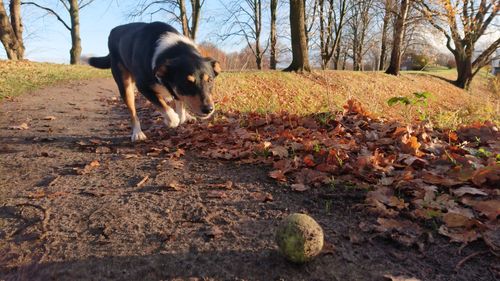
[493,49,500,75]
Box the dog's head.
[155,56,221,118]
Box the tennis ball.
[275,213,324,263]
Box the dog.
[87,22,221,142]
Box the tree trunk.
[255,0,262,70]
[385,0,409,76]
[178,0,190,38]
[189,0,201,40]
[455,52,473,89]
[69,0,81,64]
[270,0,278,70]
[379,0,391,70]
[0,0,23,60]
[284,0,310,72]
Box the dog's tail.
[87,54,111,69]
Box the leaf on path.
[383,275,421,281]
[166,180,183,191]
[76,160,100,175]
[442,212,478,228]
[8,122,29,130]
[452,186,488,197]
[482,224,500,255]
[206,190,227,199]
[136,175,149,187]
[471,165,500,188]
[270,145,289,158]
[461,198,500,221]
[438,225,480,243]
[400,135,422,156]
[366,187,407,216]
[249,192,273,202]
[269,170,287,182]
[290,183,310,192]
[375,218,423,247]
[421,172,463,187]
[207,181,234,190]
[42,116,56,121]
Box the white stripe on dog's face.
[151,32,196,70]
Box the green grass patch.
[0,60,110,100]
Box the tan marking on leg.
[119,63,146,142]
[151,84,179,128]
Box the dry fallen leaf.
[8,122,29,130]
[438,225,480,243]
[43,116,56,121]
[269,170,287,182]
[270,145,289,158]
[290,183,310,192]
[451,186,488,197]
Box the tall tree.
[220,0,266,70]
[304,0,319,46]
[133,0,204,40]
[0,0,24,60]
[419,0,500,89]
[284,0,311,72]
[318,0,349,69]
[270,0,278,69]
[379,0,393,70]
[22,0,96,64]
[385,0,411,75]
[348,0,375,71]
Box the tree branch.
[21,1,71,31]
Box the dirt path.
[0,79,497,281]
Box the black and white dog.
[87,22,220,142]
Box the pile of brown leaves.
[140,99,499,252]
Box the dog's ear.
[206,57,221,76]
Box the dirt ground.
[0,79,497,281]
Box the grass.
[1,60,498,128]
[0,60,110,100]
[215,70,499,128]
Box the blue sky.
[2,1,257,63]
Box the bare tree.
[347,0,376,71]
[132,0,204,40]
[379,0,393,70]
[0,0,24,60]
[22,0,96,64]
[270,0,278,69]
[418,0,500,89]
[284,0,311,72]
[304,0,319,46]
[318,0,349,69]
[385,0,411,75]
[221,0,267,70]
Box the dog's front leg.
[175,100,196,124]
[160,104,180,128]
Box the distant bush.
[446,58,457,69]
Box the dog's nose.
[201,105,214,115]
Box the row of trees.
[1,0,499,89]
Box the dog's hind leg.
[112,63,147,142]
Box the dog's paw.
[164,114,180,128]
[184,113,197,123]
[131,131,147,142]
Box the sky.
[1,1,497,64]
[1,0,251,63]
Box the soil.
[0,79,498,281]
